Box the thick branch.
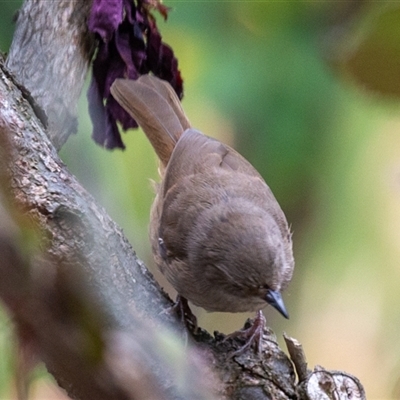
[0,209,216,400]
[0,54,174,331]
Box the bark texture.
[5,0,94,150]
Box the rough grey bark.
[0,1,366,399]
[5,0,94,150]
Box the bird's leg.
[223,310,266,356]
[175,295,198,332]
[162,295,198,333]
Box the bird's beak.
[265,289,289,319]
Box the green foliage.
[0,309,14,399]
[337,4,400,97]
[0,2,21,52]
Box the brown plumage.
[111,75,294,321]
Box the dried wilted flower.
[87,0,183,149]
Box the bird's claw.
[222,310,266,357]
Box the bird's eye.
[158,237,168,260]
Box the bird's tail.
[111,75,191,167]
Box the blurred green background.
[2,1,400,399]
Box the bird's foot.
[223,310,266,357]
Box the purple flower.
[88,0,123,42]
[87,0,183,149]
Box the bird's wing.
[162,128,264,194]
[157,129,293,263]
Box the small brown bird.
[111,75,294,344]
